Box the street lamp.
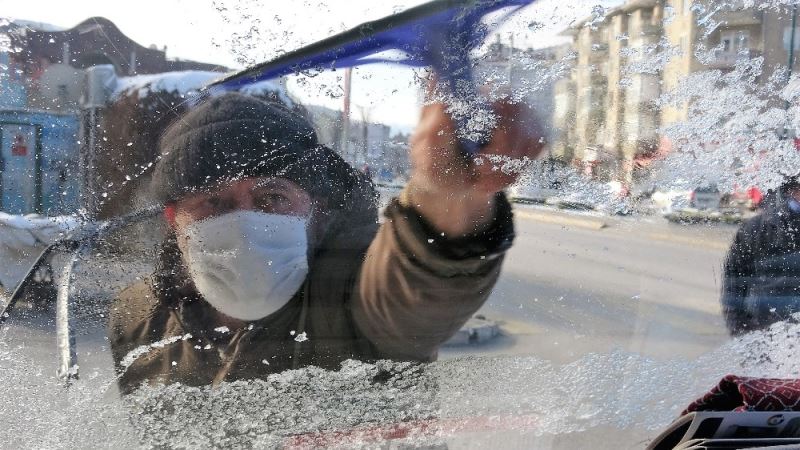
[789,4,798,81]
[782,5,798,141]
[80,65,116,220]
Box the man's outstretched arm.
[351,94,546,361]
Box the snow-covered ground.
[0,213,79,294]
[510,163,632,216]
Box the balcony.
[705,49,763,69]
[589,43,609,53]
[630,22,661,37]
[714,9,763,27]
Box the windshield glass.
[3,1,800,448]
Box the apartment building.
[480,38,566,154]
[610,1,664,182]
[561,0,664,180]
[560,0,800,183]
[663,1,800,128]
[569,23,609,170]
[551,44,578,162]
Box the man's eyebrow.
[253,178,286,190]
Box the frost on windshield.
[500,0,800,212]
[631,1,800,195]
[7,0,800,448]
[652,57,800,193]
[4,315,800,448]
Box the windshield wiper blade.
[206,0,535,154]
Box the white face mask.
[182,211,309,321]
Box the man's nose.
[233,183,255,210]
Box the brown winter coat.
[108,194,513,393]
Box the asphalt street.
[441,205,740,364]
[4,200,741,369]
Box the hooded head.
[155,93,336,204]
[150,92,377,240]
[148,92,377,322]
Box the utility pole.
[340,67,353,162]
[81,65,115,219]
[357,105,373,167]
[784,5,798,140]
[789,5,798,81]
[508,33,515,87]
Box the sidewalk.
[377,187,736,250]
[513,203,737,251]
[513,204,608,230]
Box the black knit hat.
[150,92,362,207]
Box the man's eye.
[257,193,289,209]
[205,197,224,208]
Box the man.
[109,91,544,392]
[722,178,800,335]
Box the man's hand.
[405,96,546,237]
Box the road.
[441,205,739,364]
[2,203,741,371]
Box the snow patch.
[120,318,800,448]
[237,79,295,107]
[0,214,81,290]
[112,71,221,99]
[9,19,66,32]
[119,334,193,370]
[112,71,296,109]
[0,213,79,248]
[513,161,632,215]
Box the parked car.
[689,184,722,210]
[723,186,764,210]
[508,184,560,204]
[650,189,692,214]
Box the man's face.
[174,176,311,223]
[170,177,313,254]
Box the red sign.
[11,134,28,156]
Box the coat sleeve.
[350,193,514,361]
[108,281,191,393]
[721,219,758,335]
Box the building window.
[737,31,750,52]
[57,84,68,103]
[784,27,800,52]
[721,30,750,53]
